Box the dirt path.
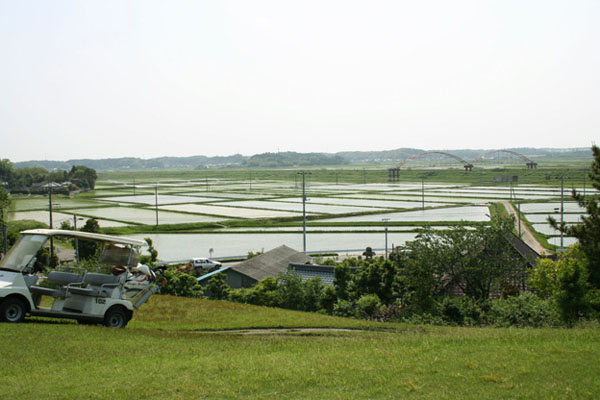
[194,328,369,335]
[502,201,551,256]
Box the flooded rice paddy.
[8,179,590,257]
[131,232,419,260]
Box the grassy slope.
[1,296,599,399]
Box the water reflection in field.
[520,202,585,213]
[99,194,218,205]
[524,213,584,224]
[275,197,448,209]
[72,207,225,224]
[131,232,418,260]
[7,211,129,228]
[160,204,302,218]
[319,206,491,223]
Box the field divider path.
[502,201,552,256]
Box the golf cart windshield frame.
[0,229,147,273]
[0,234,48,272]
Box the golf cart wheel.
[0,297,27,323]
[103,306,129,328]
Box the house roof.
[230,245,311,282]
[505,232,545,265]
[289,263,360,286]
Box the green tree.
[555,255,590,327]
[401,216,524,311]
[0,187,9,252]
[140,237,158,265]
[458,217,524,299]
[0,159,14,183]
[401,227,447,312]
[78,218,101,260]
[352,258,399,304]
[277,270,306,310]
[550,145,600,288]
[204,272,231,300]
[303,276,324,312]
[333,263,352,301]
[527,246,588,299]
[247,276,280,307]
[68,165,98,189]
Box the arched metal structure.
[388,149,538,181]
[397,151,473,170]
[389,151,473,181]
[472,150,537,169]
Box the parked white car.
[0,229,166,328]
[190,257,222,270]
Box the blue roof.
[197,266,231,282]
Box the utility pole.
[0,193,6,254]
[421,178,425,210]
[73,215,81,262]
[298,171,311,253]
[155,184,159,226]
[517,201,521,238]
[48,181,55,267]
[382,218,390,259]
[583,168,588,198]
[560,176,564,251]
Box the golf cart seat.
[68,273,121,298]
[30,271,85,298]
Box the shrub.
[320,286,337,314]
[278,271,305,310]
[355,294,382,319]
[228,288,252,304]
[160,269,203,297]
[555,257,590,327]
[303,277,324,312]
[204,272,230,300]
[244,277,280,307]
[489,292,556,327]
[436,297,489,326]
[332,300,354,317]
[371,302,403,322]
[440,297,464,325]
[585,289,600,320]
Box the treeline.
[244,152,349,168]
[157,215,600,327]
[12,147,593,171]
[0,159,97,193]
[15,154,247,171]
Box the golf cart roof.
[21,229,148,247]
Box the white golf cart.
[0,229,165,328]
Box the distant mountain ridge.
[13,147,592,171]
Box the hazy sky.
[1,1,599,162]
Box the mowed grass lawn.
[1,296,599,399]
